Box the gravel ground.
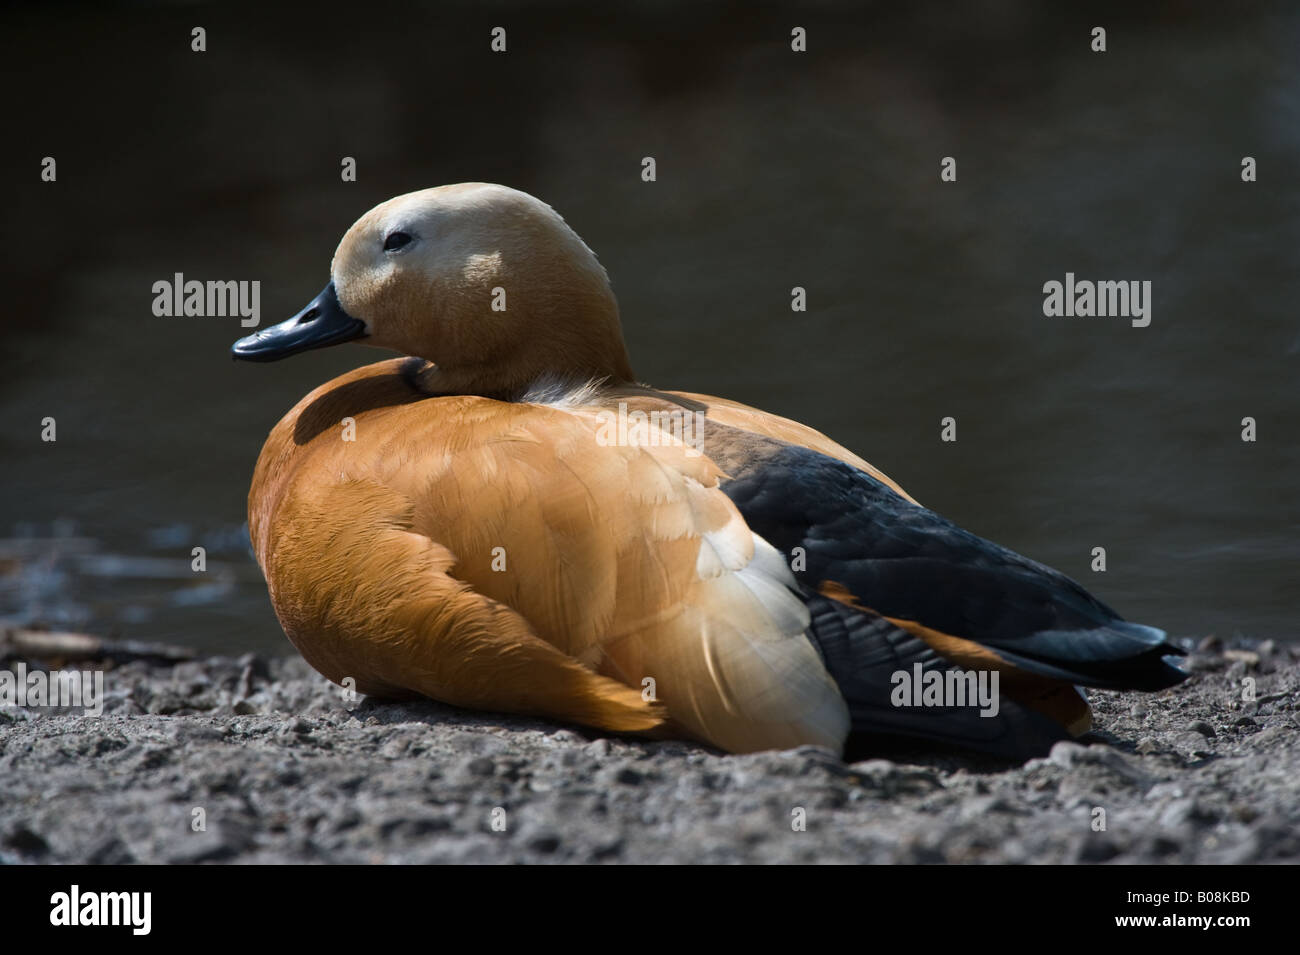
[1,637,1297,864]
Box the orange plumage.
[234,183,1184,758]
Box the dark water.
[2,2,1296,653]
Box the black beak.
[231,281,367,362]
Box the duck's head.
[232,183,634,396]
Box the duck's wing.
[593,390,1177,755]
[804,590,1079,758]
[706,426,1187,699]
[663,389,920,503]
[255,392,849,754]
[261,471,669,735]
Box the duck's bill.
[231,281,367,362]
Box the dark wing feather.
[713,434,1186,691]
[804,591,1072,758]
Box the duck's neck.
[411,338,637,400]
[402,259,637,399]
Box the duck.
[232,182,1185,759]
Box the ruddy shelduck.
[233,183,1184,759]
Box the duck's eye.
[383,231,413,252]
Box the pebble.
[4,824,49,856]
[166,819,253,864]
[466,756,496,777]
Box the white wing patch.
[688,531,849,750]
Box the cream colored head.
[233,183,634,393]
[330,183,633,395]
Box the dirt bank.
[1,637,1296,863]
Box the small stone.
[1196,635,1222,652]
[1048,741,1088,767]
[1075,835,1121,863]
[1150,835,1184,857]
[961,795,1026,819]
[5,824,49,856]
[144,691,185,715]
[86,836,135,865]
[1135,737,1160,754]
[528,832,561,854]
[547,729,584,746]
[1222,649,1260,667]
[234,652,270,680]
[234,664,254,699]
[467,756,495,777]
[1232,804,1260,823]
[1159,798,1198,828]
[847,759,942,796]
[850,758,898,775]
[1188,720,1216,738]
[1257,640,1277,657]
[1233,716,1257,728]
[166,820,252,864]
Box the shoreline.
[1,638,1296,863]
